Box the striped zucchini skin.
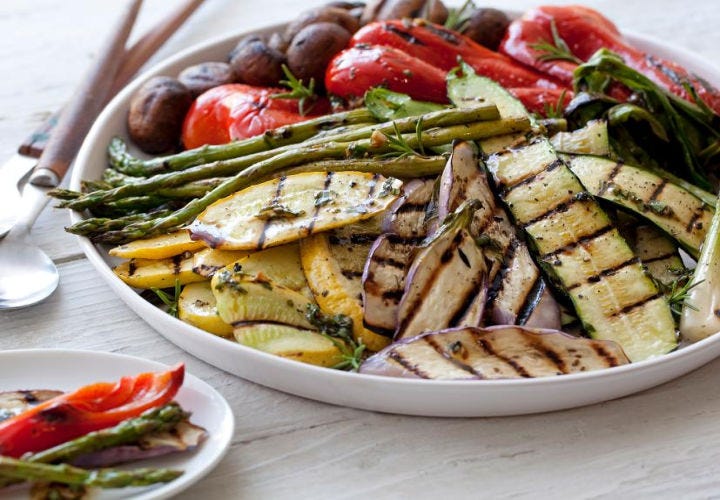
[484,137,677,362]
[563,155,713,258]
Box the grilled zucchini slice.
[484,136,677,362]
[189,171,402,251]
[563,154,713,258]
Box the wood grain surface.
[2,0,720,498]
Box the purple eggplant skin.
[359,325,630,380]
[381,177,436,237]
[395,200,488,340]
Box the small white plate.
[0,349,234,500]
[69,20,720,417]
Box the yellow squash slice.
[231,243,313,300]
[178,281,233,337]
[192,248,252,278]
[113,253,206,289]
[188,171,403,250]
[234,323,343,367]
[109,230,205,259]
[300,232,391,352]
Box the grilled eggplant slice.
[485,136,677,361]
[438,140,560,329]
[363,179,436,336]
[189,171,402,250]
[0,390,63,423]
[360,325,629,379]
[563,154,713,258]
[395,201,488,340]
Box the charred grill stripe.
[475,336,531,378]
[396,232,463,334]
[423,336,482,376]
[485,238,519,304]
[641,252,680,264]
[541,226,614,259]
[686,208,706,233]
[363,320,395,338]
[596,162,624,196]
[528,339,567,374]
[515,278,545,325]
[306,172,333,236]
[384,24,425,45]
[396,202,431,214]
[381,289,405,301]
[566,258,640,290]
[521,198,575,228]
[648,179,668,202]
[457,247,471,268]
[591,343,622,367]
[502,159,562,195]
[257,176,286,249]
[386,234,426,245]
[448,281,484,328]
[128,259,137,276]
[341,269,364,280]
[609,292,664,318]
[389,351,428,378]
[330,233,379,246]
[171,254,184,275]
[373,255,408,269]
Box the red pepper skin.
[507,87,574,117]
[0,364,185,458]
[325,45,449,103]
[351,20,563,90]
[501,6,720,114]
[181,84,330,149]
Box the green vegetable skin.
[680,195,720,341]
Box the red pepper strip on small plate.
[0,363,184,458]
[500,5,720,114]
[325,45,450,103]
[351,20,563,90]
[181,83,330,149]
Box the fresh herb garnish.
[543,89,567,118]
[661,270,704,317]
[150,279,182,317]
[376,120,425,158]
[530,19,582,64]
[273,64,318,116]
[257,202,305,220]
[305,304,366,371]
[378,177,402,198]
[444,0,475,31]
[314,189,337,207]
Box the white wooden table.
[3,0,720,497]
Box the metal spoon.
[0,184,58,309]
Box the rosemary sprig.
[150,279,182,318]
[305,304,367,371]
[374,121,426,159]
[530,19,582,64]
[444,0,475,31]
[543,89,567,118]
[657,269,703,317]
[272,64,318,116]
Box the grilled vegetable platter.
[60,2,720,413]
[0,350,229,499]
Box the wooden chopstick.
[29,0,207,186]
[112,0,207,93]
[30,0,145,187]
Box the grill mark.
[529,338,567,374]
[515,277,545,325]
[609,292,664,318]
[641,252,679,264]
[541,225,614,259]
[386,233,426,245]
[502,158,562,195]
[591,343,622,367]
[389,351,428,378]
[305,172,333,236]
[396,231,463,334]
[686,208,705,233]
[521,198,575,228]
[448,283,484,328]
[595,162,624,196]
[457,247,471,268]
[257,176,286,249]
[128,259,137,276]
[171,254,184,275]
[396,202,430,214]
[373,255,408,269]
[475,336,531,378]
[648,179,667,203]
[384,23,425,45]
[566,257,639,290]
[341,269,364,280]
[423,336,481,376]
[381,289,405,301]
[330,233,379,246]
[363,320,395,338]
[485,238,519,305]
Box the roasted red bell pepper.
[0,364,184,458]
[351,20,563,90]
[507,87,573,117]
[500,5,720,114]
[181,84,330,149]
[325,45,449,103]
